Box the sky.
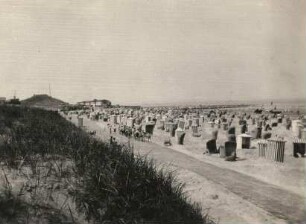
[0,0,305,105]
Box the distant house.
[0,97,6,104]
[8,97,21,105]
[77,99,112,108]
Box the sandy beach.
[68,113,306,224]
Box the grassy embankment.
[0,105,209,224]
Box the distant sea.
[142,98,306,111]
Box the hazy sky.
[0,0,305,105]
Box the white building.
[77,99,111,108]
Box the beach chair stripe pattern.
[258,139,286,163]
[293,138,306,144]
[258,140,267,158]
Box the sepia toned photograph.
[0,0,305,223]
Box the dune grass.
[0,105,209,223]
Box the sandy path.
[69,116,306,223]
